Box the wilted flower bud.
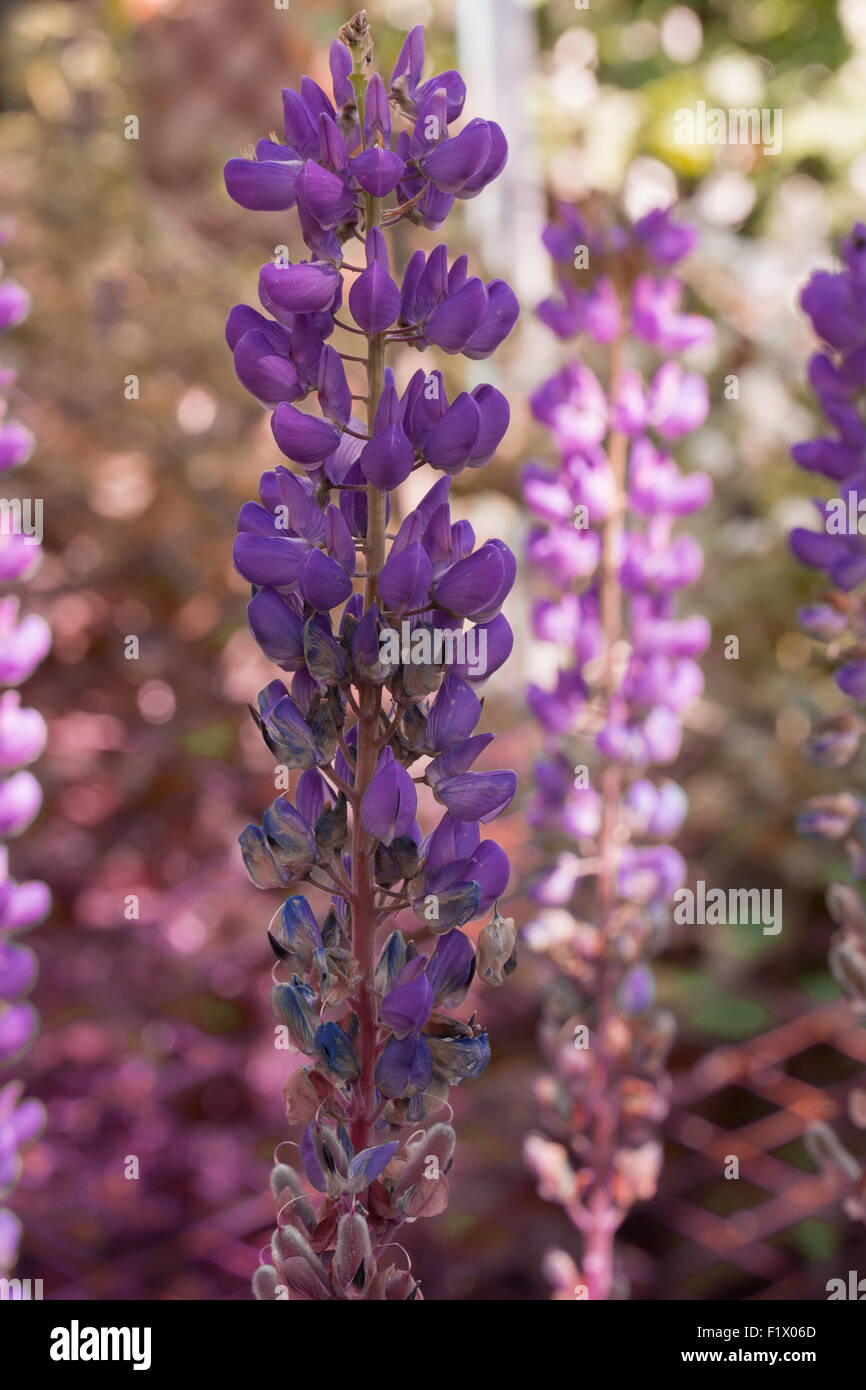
[282,1063,331,1124]
[426,1017,490,1084]
[805,1121,861,1184]
[331,1211,376,1299]
[829,938,866,1010]
[826,882,866,942]
[477,910,517,985]
[524,1134,579,1206]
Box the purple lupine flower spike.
[523,198,711,1300]
[790,222,866,1219]
[0,235,49,1275]
[225,11,517,1301]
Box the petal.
[380,973,434,1038]
[352,147,405,197]
[421,120,492,193]
[272,403,341,464]
[317,345,352,426]
[248,586,305,668]
[348,262,401,336]
[233,532,308,586]
[423,393,481,472]
[463,280,519,358]
[224,156,301,211]
[296,160,356,227]
[425,279,488,353]
[377,542,434,614]
[300,548,353,611]
[359,423,415,490]
[435,769,517,823]
[467,384,510,465]
[259,260,340,314]
[233,330,304,406]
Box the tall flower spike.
[522,199,711,1300]
[225,13,517,1301]
[791,221,866,1221]
[0,233,50,1276]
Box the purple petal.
[421,120,492,194]
[463,281,519,359]
[224,156,301,211]
[352,148,405,197]
[361,748,418,846]
[0,771,41,837]
[349,262,400,336]
[377,542,434,614]
[423,393,481,473]
[296,160,356,227]
[426,279,488,353]
[380,972,434,1038]
[248,587,305,668]
[259,260,340,314]
[0,423,34,472]
[272,403,341,465]
[233,331,304,406]
[468,385,509,465]
[435,769,516,824]
[317,345,352,426]
[233,532,308,586]
[375,1033,432,1099]
[299,548,353,611]
[426,930,475,1005]
[359,423,415,490]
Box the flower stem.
[584,334,628,1301]
[349,189,386,1154]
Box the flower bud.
[271,979,319,1054]
[477,911,517,986]
[797,792,862,840]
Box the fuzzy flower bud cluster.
[522,201,712,1299]
[791,223,866,1218]
[0,238,50,1275]
[225,14,517,1300]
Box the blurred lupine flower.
[226,12,516,1301]
[0,238,49,1274]
[791,223,866,1222]
[522,198,711,1299]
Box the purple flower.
[348,229,400,337]
[375,1032,432,1099]
[380,960,434,1038]
[360,747,417,846]
[790,225,866,1206]
[425,929,475,1006]
[0,251,49,1275]
[523,198,710,1300]
[228,11,514,1302]
[259,260,341,314]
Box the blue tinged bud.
[271,978,319,1054]
[313,1021,361,1081]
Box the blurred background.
[2,0,866,1300]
